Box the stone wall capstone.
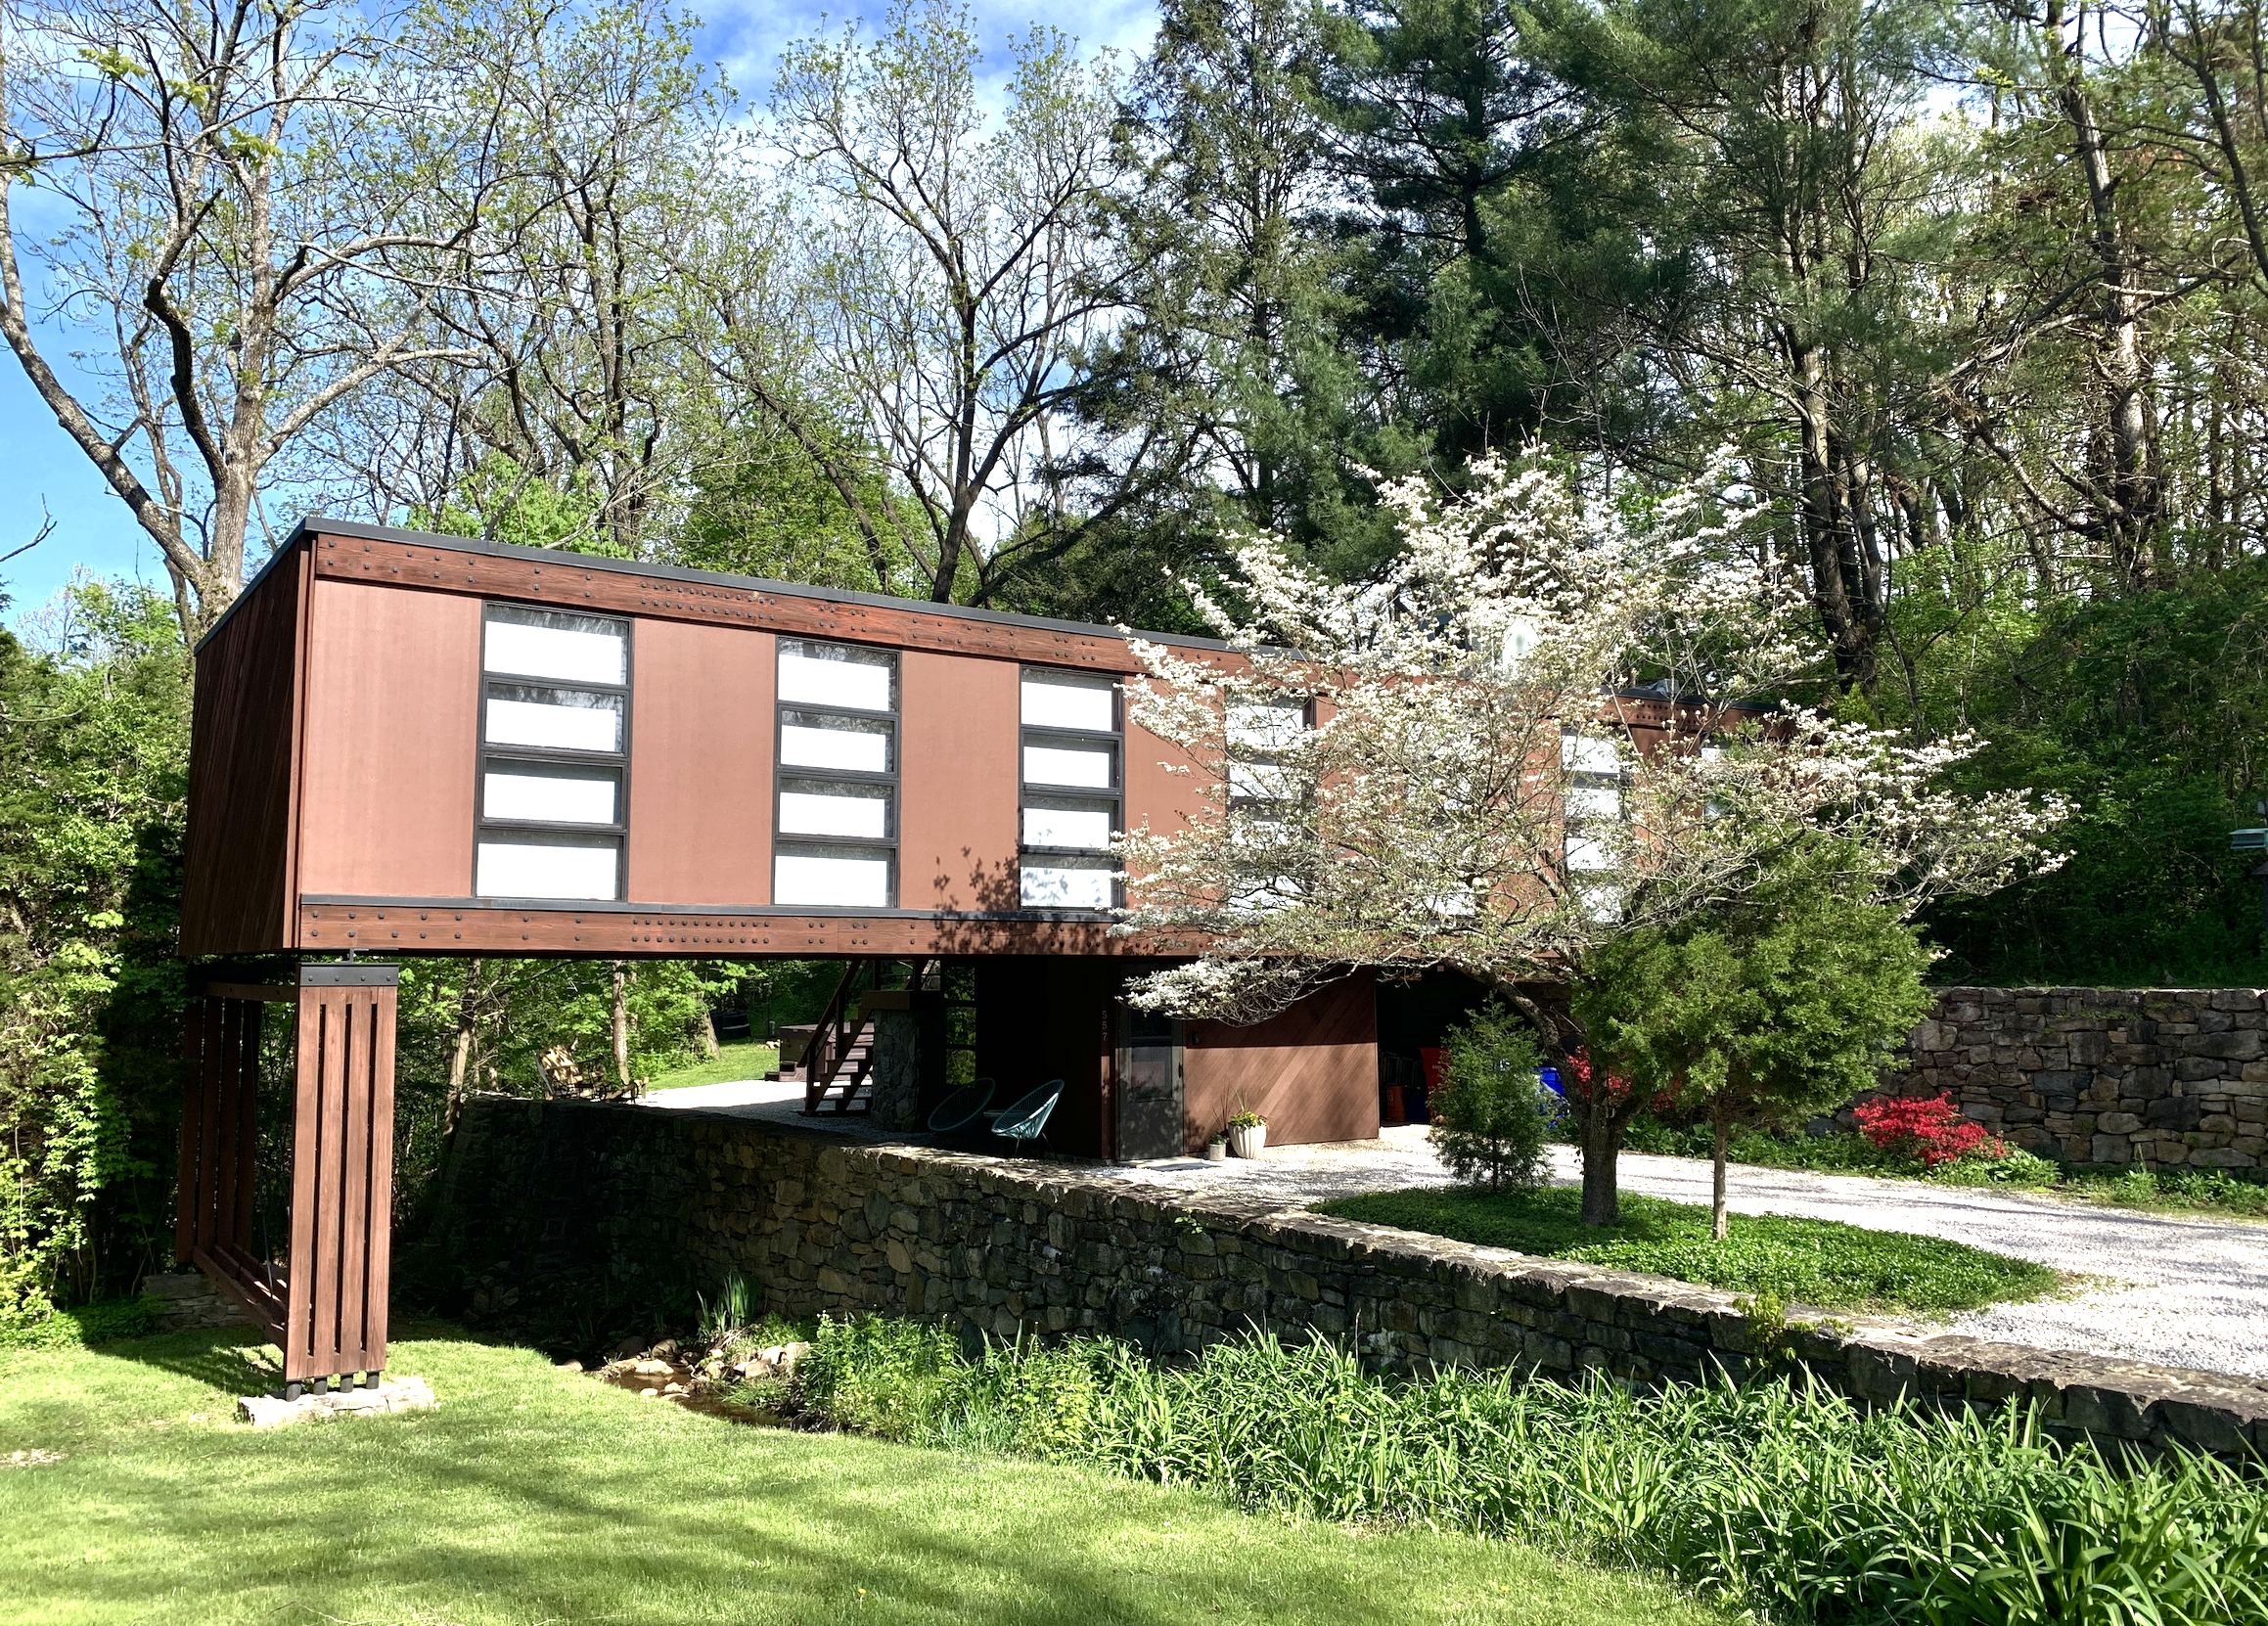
[427,1095,2268,1461]
[1880,987,2267,1171]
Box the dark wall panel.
[182,547,308,956]
[1185,972,1379,1151]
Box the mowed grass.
[1315,1186,2059,1314]
[0,1324,1722,1626]
[648,1037,779,1090]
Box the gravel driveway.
[648,1082,2268,1381]
[1113,1129,2268,1382]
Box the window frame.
[772,639,901,908]
[474,604,634,902]
[1017,665,1124,913]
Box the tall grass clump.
[794,1318,2268,1626]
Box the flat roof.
[199,517,1238,655]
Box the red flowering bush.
[1852,1092,2007,1169]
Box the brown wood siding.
[295,579,479,904]
[899,651,1019,914]
[1123,714,1202,855]
[1184,971,1379,1150]
[181,545,308,956]
[626,619,774,905]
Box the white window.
[780,710,892,774]
[1021,669,1116,733]
[477,605,629,900]
[483,609,627,686]
[476,834,620,901]
[482,763,619,826]
[1023,740,1116,789]
[778,639,894,712]
[484,685,624,753]
[778,779,891,840]
[1226,700,1307,752]
[1021,795,1113,851]
[1563,734,1621,775]
[1021,856,1115,911]
[774,845,893,908]
[1563,729,1627,890]
[774,640,898,907]
[1020,665,1121,911]
[1228,695,1310,909]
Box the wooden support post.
[174,992,265,1265]
[173,964,398,1392]
[282,963,398,1387]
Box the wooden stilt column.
[174,985,273,1287]
[283,963,398,1390]
[174,963,399,1396]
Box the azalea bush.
[1852,1093,2001,1170]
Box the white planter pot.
[1228,1123,1267,1158]
[1203,1139,1228,1161]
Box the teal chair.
[927,1078,995,1134]
[986,1079,1065,1149]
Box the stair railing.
[802,957,936,1113]
[804,958,880,1111]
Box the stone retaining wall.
[428,1095,2268,1460]
[1881,987,2268,1171]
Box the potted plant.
[1203,1132,1228,1161]
[1225,1110,1267,1158]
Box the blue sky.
[0,0,1158,622]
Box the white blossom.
[1113,448,2068,1019]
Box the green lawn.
[0,1324,1721,1626]
[1315,1186,2059,1314]
[649,1037,779,1090]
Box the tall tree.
[768,0,1146,606]
[1595,0,1959,697]
[328,0,740,559]
[0,0,514,639]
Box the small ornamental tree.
[1116,448,2067,1226]
[1429,1001,1551,1190]
[1572,850,1936,1235]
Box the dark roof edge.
[198,516,1238,656]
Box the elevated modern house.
[175,519,1403,1391]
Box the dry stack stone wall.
[1882,987,2267,1171]
[430,1096,2268,1461]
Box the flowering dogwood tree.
[1115,448,2067,1222]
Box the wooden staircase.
[797,958,930,1116]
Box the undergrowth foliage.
[795,1319,2267,1626]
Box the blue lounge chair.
[986,1079,1065,1149]
[927,1079,996,1134]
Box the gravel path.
[645,1081,2268,1381]
[1115,1130,2268,1381]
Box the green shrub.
[0,1294,160,1352]
[1314,1186,2057,1313]
[1428,1001,1551,1190]
[1929,1147,2060,1188]
[794,1322,2268,1626]
[2072,1164,2268,1217]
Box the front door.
[1116,1007,1184,1161]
